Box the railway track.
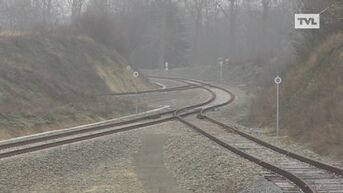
[173,79,343,193]
[0,78,213,160]
[203,117,343,193]
[1,76,342,193]
[101,84,197,96]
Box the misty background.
[0,0,342,158]
[1,1,341,72]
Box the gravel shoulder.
[0,131,145,193]
[134,133,189,193]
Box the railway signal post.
[165,62,169,71]
[133,71,140,114]
[274,76,282,137]
[217,57,224,83]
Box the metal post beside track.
[274,76,282,137]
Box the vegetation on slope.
[0,34,154,139]
[248,33,343,159]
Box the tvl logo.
[295,14,320,29]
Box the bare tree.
[72,0,85,20]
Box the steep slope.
[249,33,343,159]
[0,34,153,139]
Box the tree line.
[0,0,341,69]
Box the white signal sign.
[133,72,139,78]
[274,76,282,85]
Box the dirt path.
[134,134,189,193]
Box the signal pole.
[218,57,223,83]
[274,76,282,137]
[133,72,139,114]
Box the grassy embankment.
[0,34,154,140]
[249,33,343,159]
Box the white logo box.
[295,14,320,29]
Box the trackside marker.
[133,72,140,113]
[217,57,223,83]
[274,76,282,137]
[133,71,139,78]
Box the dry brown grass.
[0,35,153,140]
[0,31,37,38]
[248,33,343,160]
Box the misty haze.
[0,0,342,193]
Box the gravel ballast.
[1,79,339,193]
[0,121,265,193]
[158,122,260,193]
[238,178,283,193]
[0,131,145,193]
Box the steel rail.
[0,117,172,159]
[204,116,343,176]
[177,117,316,193]
[178,79,342,192]
[173,80,316,193]
[2,76,339,193]
[100,85,197,96]
[196,80,343,177]
[145,76,343,177]
[0,79,199,151]
[0,79,215,160]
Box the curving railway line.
[173,78,343,193]
[0,81,196,152]
[0,79,206,159]
[0,77,342,193]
